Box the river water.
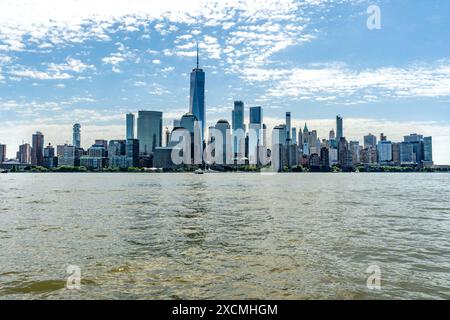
[0,173,449,299]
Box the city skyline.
[0,1,450,164]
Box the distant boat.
[194,169,204,174]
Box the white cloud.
[242,62,450,101]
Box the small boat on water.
[194,169,204,174]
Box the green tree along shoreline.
[3,164,450,173]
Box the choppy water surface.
[0,173,449,300]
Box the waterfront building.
[400,142,414,164]
[272,124,286,172]
[329,148,338,166]
[18,143,31,164]
[378,140,393,163]
[126,139,140,167]
[153,146,182,170]
[364,133,377,148]
[292,128,297,145]
[31,131,44,166]
[349,141,360,165]
[338,137,351,169]
[43,143,58,168]
[309,153,320,170]
[232,101,245,159]
[336,115,343,141]
[126,113,135,140]
[286,112,292,142]
[320,147,330,168]
[108,140,127,169]
[80,143,107,170]
[73,123,81,148]
[423,136,433,165]
[189,45,205,142]
[214,119,232,165]
[392,142,401,165]
[57,144,81,167]
[248,106,263,165]
[137,110,163,155]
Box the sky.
[0,0,449,164]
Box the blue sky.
[0,0,449,163]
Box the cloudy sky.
[0,0,449,164]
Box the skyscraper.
[0,144,6,163]
[214,119,231,165]
[232,101,245,158]
[18,143,31,164]
[137,111,163,155]
[336,115,343,140]
[31,131,44,166]
[286,112,291,142]
[126,113,135,140]
[248,106,263,165]
[423,136,433,163]
[189,45,205,142]
[377,140,393,163]
[73,123,81,148]
[249,106,262,125]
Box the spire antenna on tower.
[196,43,199,69]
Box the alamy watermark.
[366,264,382,290]
[367,5,381,30]
[66,265,81,290]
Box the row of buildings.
[0,110,434,172]
[0,48,435,172]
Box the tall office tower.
[214,119,231,165]
[272,125,287,172]
[0,144,5,163]
[285,112,291,143]
[189,45,205,143]
[298,129,303,148]
[18,143,31,164]
[126,113,135,140]
[423,136,433,163]
[336,115,343,140]
[126,139,140,167]
[43,143,57,168]
[249,106,262,125]
[232,101,245,158]
[137,111,163,155]
[364,133,377,148]
[292,128,297,145]
[31,131,44,166]
[377,140,393,163]
[380,133,387,141]
[249,106,263,165]
[302,123,309,143]
[349,141,360,165]
[73,123,81,148]
[392,142,401,165]
[337,137,348,164]
[329,129,335,140]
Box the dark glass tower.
[189,45,205,143]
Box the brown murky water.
[0,173,449,299]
